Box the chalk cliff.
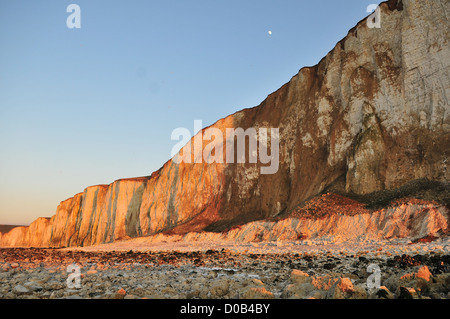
[1,0,448,247]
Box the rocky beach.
[1,237,449,300]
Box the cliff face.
[1,0,449,247]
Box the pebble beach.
[1,237,449,299]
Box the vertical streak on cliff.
[80,187,99,246]
[109,182,120,243]
[126,181,146,237]
[166,162,179,232]
[103,186,114,244]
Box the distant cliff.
[1,0,449,247]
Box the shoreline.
[63,237,450,256]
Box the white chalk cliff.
[1,0,448,247]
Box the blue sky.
[0,0,380,225]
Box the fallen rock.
[114,288,127,299]
[326,278,353,299]
[311,273,340,291]
[416,266,432,282]
[373,286,394,299]
[45,280,65,290]
[337,278,354,293]
[13,284,30,295]
[209,279,230,298]
[398,287,418,299]
[24,281,43,292]
[291,269,311,284]
[282,283,317,299]
[242,287,274,299]
[0,264,10,272]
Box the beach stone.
[326,278,354,299]
[398,286,418,299]
[374,286,394,299]
[210,279,230,298]
[242,287,274,299]
[114,288,127,299]
[291,269,311,284]
[311,273,340,291]
[24,281,43,292]
[282,283,317,299]
[416,266,432,282]
[45,280,66,290]
[337,278,354,293]
[13,284,30,295]
[0,264,10,272]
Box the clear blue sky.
[0,0,380,225]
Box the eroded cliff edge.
[1,0,449,247]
